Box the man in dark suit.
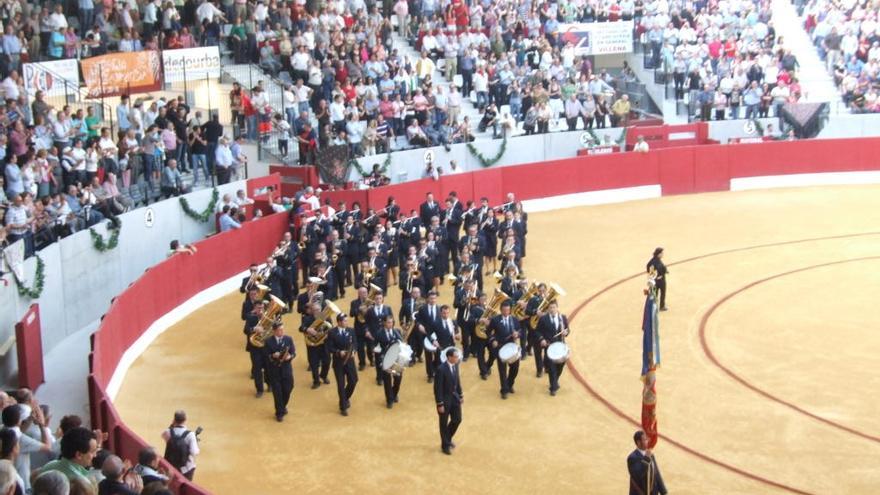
[430,305,459,359]
[416,291,443,382]
[627,430,667,495]
[297,278,322,316]
[365,246,388,293]
[243,300,267,397]
[489,301,520,399]
[241,286,260,321]
[433,347,463,455]
[263,322,295,422]
[453,279,480,360]
[376,315,403,408]
[420,192,441,226]
[350,287,374,370]
[536,300,569,395]
[327,313,359,416]
[525,283,548,373]
[470,292,494,379]
[274,232,300,307]
[646,247,668,311]
[239,263,259,293]
[401,286,423,362]
[299,302,330,388]
[365,292,393,384]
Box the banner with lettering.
[81,51,162,97]
[558,21,634,56]
[23,59,80,97]
[162,46,221,83]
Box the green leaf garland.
[89,220,121,252]
[350,152,392,179]
[466,135,507,168]
[13,255,45,299]
[180,188,220,223]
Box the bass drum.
[439,346,463,364]
[498,342,521,364]
[382,342,412,376]
[546,342,570,363]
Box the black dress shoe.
[311,382,320,389]
[358,364,366,371]
[450,441,456,448]
[536,371,543,378]
[550,389,557,396]
[427,376,433,383]
[480,374,488,380]
[386,402,393,409]
[340,409,348,416]
[376,379,382,386]
[442,447,452,455]
[393,396,399,403]
[501,392,508,400]
[276,415,283,422]
[255,391,263,398]
[660,306,668,311]
[509,388,515,394]
[322,377,331,384]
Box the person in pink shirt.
[161,122,178,167]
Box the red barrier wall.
[88,213,289,495]
[15,304,44,390]
[89,137,880,494]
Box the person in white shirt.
[214,138,234,184]
[633,135,650,153]
[160,411,200,480]
[301,186,320,210]
[1,404,53,493]
[235,189,253,206]
[49,4,68,30]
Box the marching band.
[240,191,571,450]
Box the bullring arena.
[6,119,880,495]
[113,183,880,495]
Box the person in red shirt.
[335,60,349,84]
[723,36,737,59]
[341,80,357,102]
[452,0,469,29]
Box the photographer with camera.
[160,410,200,481]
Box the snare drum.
[498,342,521,364]
[546,342,571,364]
[382,342,406,376]
[423,336,438,353]
[439,346,463,364]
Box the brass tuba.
[254,283,271,301]
[401,297,426,340]
[249,295,288,348]
[305,301,342,346]
[530,283,567,328]
[475,289,510,339]
[357,283,384,323]
[512,282,538,319]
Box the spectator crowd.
[804,0,880,112]
[0,387,199,495]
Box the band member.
[350,287,374,370]
[263,322,295,422]
[489,301,520,399]
[241,286,260,321]
[365,292,393,384]
[401,286,424,362]
[457,249,483,293]
[512,204,528,257]
[377,315,403,408]
[429,215,449,278]
[365,246,388,293]
[478,199,499,275]
[416,237,439,293]
[445,191,464,251]
[243,300,267,397]
[500,265,524,299]
[416,291,443,382]
[240,263,259,293]
[296,278,323,315]
[264,257,284,297]
[274,232,300,306]
[327,313,359,416]
[628,430,668,495]
[328,230,348,298]
[400,257,426,301]
[300,302,331,388]
[343,215,362,286]
[311,251,338,301]
[646,247,668,311]
[431,305,459,360]
[525,283,548,374]
[419,192,441,226]
[471,292,494,379]
[458,223,485,279]
[434,347,463,455]
[536,300,569,395]
[454,278,480,360]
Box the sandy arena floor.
[114,184,880,495]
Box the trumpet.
[272,240,291,258]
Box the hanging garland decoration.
[12,255,46,299]
[586,128,600,147]
[350,152,393,179]
[89,220,122,252]
[180,188,220,223]
[467,135,508,168]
